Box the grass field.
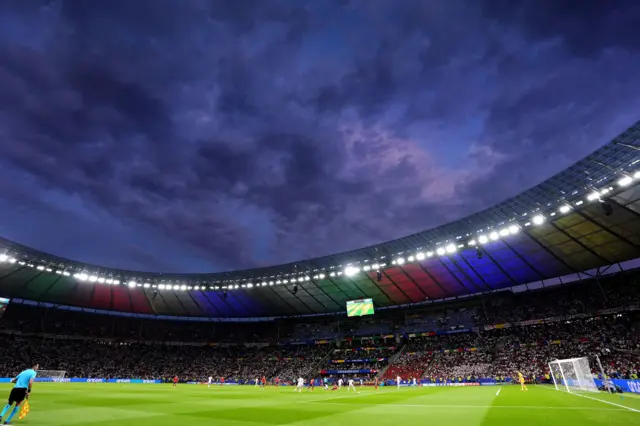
[6,383,640,425]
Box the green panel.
[44,276,77,304]
[0,267,40,297]
[20,273,60,299]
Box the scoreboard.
[346,298,375,317]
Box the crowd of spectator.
[0,274,637,383]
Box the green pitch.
[346,300,374,317]
[8,383,640,426]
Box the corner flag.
[18,399,30,420]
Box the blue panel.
[459,243,512,290]
[231,291,267,316]
[440,255,486,293]
[482,241,542,284]
[191,292,222,316]
[201,291,234,316]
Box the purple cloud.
[0,0,638,272]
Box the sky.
[0,0,639,273]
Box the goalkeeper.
[0,363,38,425]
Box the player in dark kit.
[0,363,38,425]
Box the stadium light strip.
[0,169,638,292]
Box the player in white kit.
[208,376,213,388]
[396,375,401,390]
[255,378,259,387]
[347,379,356,392]
[295,377,305,393]
[412,377,417,387]
[338,378,343,389]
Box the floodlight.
[445,244,456,254]
[113,280,120,285]
[532,215,545,225]
[128,281,136,288]
[635,171,640,179]
[426,251,434,257]
[618,176,633,187]
[37,265,44,270]
[587,192,600,201]
[499,228,509,237]
[344,266,360,276]
[489,232,499,241]
[247,283,253,288]
[0,254,8,262]
[508,225,519,234]
[478,235,488,244]
[435,247,445,256]
[559,205,571,214]
[180,285,187,290]
[416,252,425,261]
[396,257,405,265]
[318,274,325,279]
[468,240,476,246]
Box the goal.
[548,357,598,393]
[38,370,67,381]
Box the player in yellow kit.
[517,372,528,391]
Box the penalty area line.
[539,386,640,413]
[496,388,501,396]
[309,402,630,411]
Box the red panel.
[128,288,154,314]
[366,271,411,304]
[90,285,112,310]
[421,258,468,296]
[402,264,447,299]
[112,286,132,312]
[383,268,423,303]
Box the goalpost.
[38,370,67,381]
[548,357,598,393]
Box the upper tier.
[0,121,639,317]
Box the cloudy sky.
[0,0,638,273]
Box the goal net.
[548,357,598,393]
[38,370,67,381]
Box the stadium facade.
[0,121,639,319]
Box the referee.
[0,363,38,425]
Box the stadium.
[0,121,638,425]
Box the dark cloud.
[0,0,638,272]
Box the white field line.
[538,385,640,413]
[564,392,640,413]
[496,387,501,396]
[309,402,630,411]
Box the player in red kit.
[173,376,178,387]
[220,377,225,387]
[260,376,266,390]
[275,377,280,387]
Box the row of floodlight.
[384,171,639,267]
[0,170,638,292]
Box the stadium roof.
[1,121,640,318]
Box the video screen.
[346,298,374,317]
